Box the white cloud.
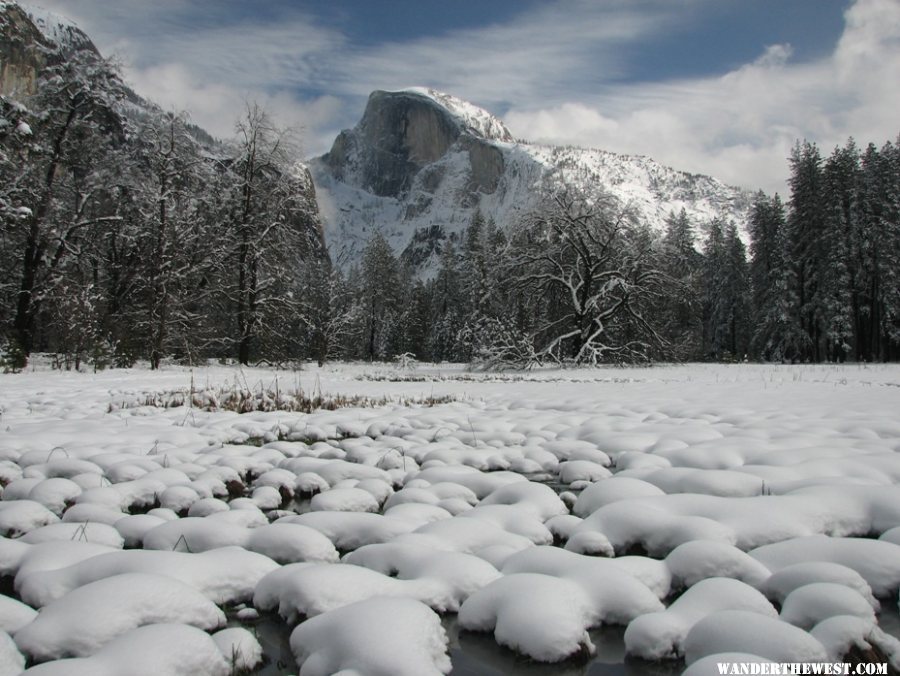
[503,0,900,194]
[26,0,900,194]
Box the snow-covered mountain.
[0,2,98,95]
[1,1,326,256]
[310,88,753,273]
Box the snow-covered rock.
[624,577,777,660]
[14,572,225,660]
[289,597,451,676]
[18,623,230,676]
[683,610,829,665]
[313,89,752,276]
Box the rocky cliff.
[310,88,753,274]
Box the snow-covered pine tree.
[427,239,465,361]
[359,231,404,361]
[787,141,826,362]
[749,193,802,361]
[820,140,861,361]
[660,208,702,358]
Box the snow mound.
[279,511,416,551]
[750,535,900,597]
[683,610,829,665]
[624,577,777,661]
[20,522,123,548]
[343,542,501,611]
[810,615,900,666]
[18,623,230,676]
[573,477,665,517]
[0,631,24,676]
[665,540,771,589]
[574,499,734,556]
[779,582,876,629]
[479,481,567,521]
[211,627,264,672]
[254,561,466,620]
[142,518,338,563]
[762,561,879,609]
[0,500,59,537]
[0,595,37,633]
[289,596,451,676]
[17,546,278,607]
[396,514,535,558]
[310,486,380,513]
[458,573,596,662]
[14,573,225,660]
[500,546,666,615]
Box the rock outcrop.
[310,88,752,275]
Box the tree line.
[1,47,899,370]
[321,136,900,368]
[1,50,323,370]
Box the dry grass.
[109,382,455,414]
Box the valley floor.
[2,361,900,674]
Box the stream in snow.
[240,601,900,675]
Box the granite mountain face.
[310,88,753,273]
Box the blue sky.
[31,0,900,193]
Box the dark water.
[445,616,682,676]
[237,610,682,676]
[237,604,900,675]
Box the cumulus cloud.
[504,0,900,194]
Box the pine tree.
[820,140,861,361]
[359,231,402,361]
[749,193,802,361]
[660,209,702,358]
[787,141,826,361]
[428,240,465,361]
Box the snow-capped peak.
[399,87,514,143]
[19,2,94,52]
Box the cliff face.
[0,3,49,95]
[310,88,752,275]
[321,89,506,199]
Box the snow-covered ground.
[2,361,900,674]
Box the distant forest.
[1,49,899,370]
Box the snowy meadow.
[1,361,900,675]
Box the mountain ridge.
[310,87,753,274]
